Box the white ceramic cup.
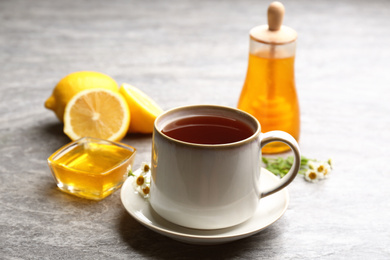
[150,105,300,229]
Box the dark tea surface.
[161,115,254,144]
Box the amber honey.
[238,51,300,153]
[48,137,136,200]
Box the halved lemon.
[119,83,163,133]
[63,89,130,142]
[45,71,119,122]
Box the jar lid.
[249,1,297,45]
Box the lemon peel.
[119,83,163,134]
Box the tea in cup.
[150,105,300,229]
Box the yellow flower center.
[136,176,145,186]
[317,165,324,172]
[142,186,150,195]
[143,164,150,172]
[308,171,317,180]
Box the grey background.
[1,0,389,259]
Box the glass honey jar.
[238,2,299,154]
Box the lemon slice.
[63,89,130,142]
[119,83,163,133]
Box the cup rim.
[154,105,261,148]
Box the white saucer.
[120,168,289,245]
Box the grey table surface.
[1,0,389,259]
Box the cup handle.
[260,131,301,198]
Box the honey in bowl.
[47,137,136,200]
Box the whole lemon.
[45,71,119,121]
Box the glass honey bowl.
[47,137,136,200]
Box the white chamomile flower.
[316,161,332,179]
[304,169,322,183]
[133,171,146,188]
[130,162,151,198]
[140,185,150,197]
[141,162,151,173]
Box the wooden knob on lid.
[249,1,297,44]
[268,1,285,31]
